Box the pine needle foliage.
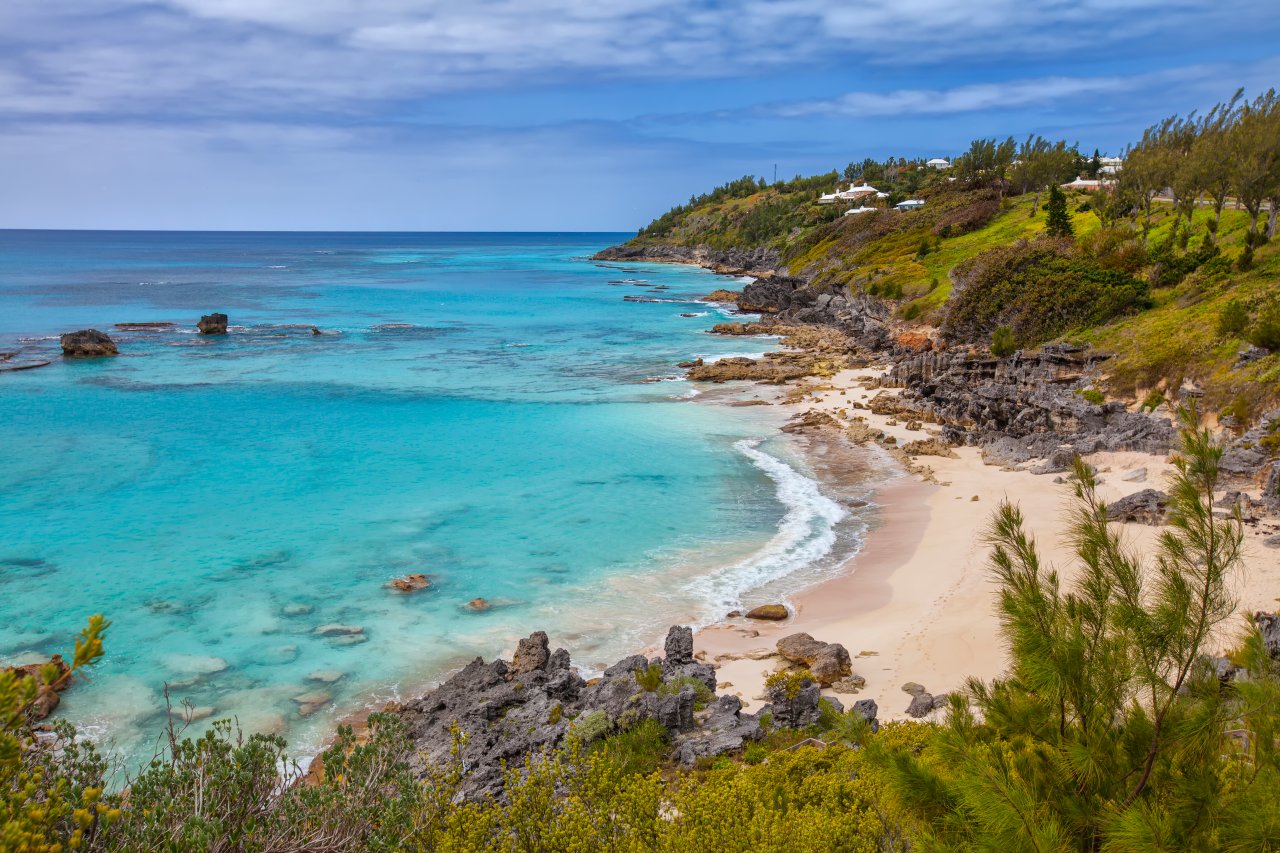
[875,406,1280,851]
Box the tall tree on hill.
[876,409,1280,851]
[1010,136,1078,215]
[1087,148,1102,179]
[1230,91,1279,243]
[1119,124,1172,246]
[1194,90,1244,240]
[957,136,1017,198]
[1044,183,1073,238]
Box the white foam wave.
[688,439,846,612]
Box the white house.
[1098,156,1123,176]
[838,182,882,201]
[1062,177,1109,191]
[926,158,950,169]
[817,192,840,204]
[843,206,878,216]
[895,199,926,211]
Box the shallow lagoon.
[0,231,874,773]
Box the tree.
[1044,183,1073,238]
[1087,148,1102,179]
[1194,91,1244,239]
[1229,90,1279,241]
[877,409,1280,851]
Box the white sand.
[696,367,1280,721]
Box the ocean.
[0,230,877,775]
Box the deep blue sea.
[0,231,875,774]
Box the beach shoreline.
[691,362,1280,723]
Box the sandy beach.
[695,366,1280,722]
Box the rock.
[330,634,368,646]
[1106,489,1169,525]
[901,682,927,696]
[180,705,217,723]
[830,675,866,693]
[293,689,333,706]
[1121,468,1148,483]
[905,692,936,718]
[762,675,826,729]
[701,289,743,303]
[388,573,431,593]
[466,598,491,611]
[314,623,364,637]
[674,694,762,765]
[59,329,118,357]
[197,313,229,334]
[1263,535,1280,549]
[851,699,879,733]
[163,654,230,675]
[745,604,789,621]
[775,633,852,686]
[511,631,551,675]
[281,603,314,616]
[902,438,956,458]
[664,625,694,666]
[306,670,346,684]
[2,654,71,721]
[726,610,742,618]
[1257,611,1279,661]
[676,359,704,369]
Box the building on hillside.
[895,199,926,211]
[817,192,840,204]
[1062,177,1111,191]
[1098,155,1123,175]
[926,158,950,169]
[843,206,878,216]
[838,182,882,201]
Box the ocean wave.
[688,439,846,612]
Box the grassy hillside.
[623,170,1280,412]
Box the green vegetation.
[990,325,1017,357]
[7,417,1279,850]
[619,85,1280,411]
[876,409,1280,850]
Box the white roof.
[896,199,926,206]
[927,158,949,165]
[843,206,877,215]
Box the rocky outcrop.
[197,313,229,334]
[60,329,118,357]
[881,344,1176,463]
[387,573,430,593]
[741,279,891,350]
[593,243,781,276]
[1106,489,1170,525]
[775,633,853,686]
[394,626,812,801]
[4,654,71,720]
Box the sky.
[2,1,1278,231]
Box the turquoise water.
[0,231,872,773]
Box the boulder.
[1106,489,1169,525]
[511,631,550,675]
[197,313,229,334]
[59,329,118,357]
[466,598,491,611]
[664,625,694,666]
[745,604,789,621]
[388,573,430,593]
[3,654,72,720]
[775,633,853,686]
[762,675,826,729]
[1258,611,1280,661]
[905,692,936,718]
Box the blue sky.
[2,1,1278,231]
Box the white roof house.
[1099,156,1123,166]
[838,182,881,200]
[843,206,878,216]
[817,192,840,204]
[1062,177,1108,190]
[926,158,950,169]
[895,199,926,211]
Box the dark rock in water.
[387,573,430,593]
[511,631,550,674]
[3,654,71,720]
[197,313,229,335]
[60,329,118,357]
[676,359,704,369]
[745,604,789,621]
[1106,489,1169,525]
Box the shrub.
[990,326,1017,357]
[634,663,664,692]
[1217,299,1249,338]
[1080,388,1105,405]
[658,676,714,710]
[1140,390,1165,412]
[1044,184,1073,238]
[943,239,1150,345]
[902,303,922,321]
[590,718,670,776]
[1249,302,1280,351]
[569,709,613,745]
[876,409,1280,850]
[764,670,814,700]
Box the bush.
[590,719,670,776]
[990,326,1017,357]
[658,676,714,710]
[1217,299,1250,338]
[943,239,1150,345]
[1248,302,1280,351]
[634,663,664,692]
[1140,390,1165,412]
[902,303,922,321]
[1080,388,1105,405]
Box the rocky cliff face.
[593,243,782,275]
[393,627,874,801]
[880,344,1176,467]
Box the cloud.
[1,0,1271,124]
